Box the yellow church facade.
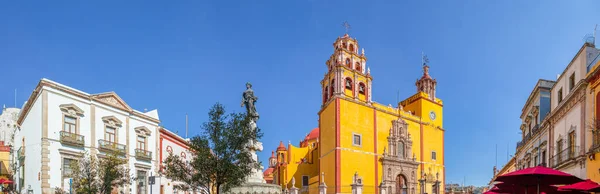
[265,34,445,194]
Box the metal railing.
[551,146,579,168]
[98,139,126,155]
[516,124,540,150]
[60,131,85,147]
[135,149,152,160]
[590,130,600,154]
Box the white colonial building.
[13,78,161,194]
[548,43,600,178]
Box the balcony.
[60,131,85,147]
[589,130,600,154]
[516,124,540,150]
[98,140,126,155]
[135,149,152,161]
[551,146,579,168]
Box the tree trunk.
[216,184,221,194]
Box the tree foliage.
[163,103,262,194]
[62,152,133,194]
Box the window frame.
[569,72,575,91]
[105,126,116,143]
[558,88,563,103]
[302,175,309,187]
[352,133,362,147]
[431,151,437,161]
[137,135,147,151]
[63,115,78,134]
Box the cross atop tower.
[342,21,351,34]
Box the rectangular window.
[569,73,575,91]
[63,158,76,178]
[137,136,146,150]
[558,88,563,103]
[137,170,148,194]
[302,176,309,187]
[63,116,76,133]
[534,155,538,166]
[542,150,546,166]
[105,127,116,143]
[569,131,576,157]
[431,151,437,161]
[353,134,361,146]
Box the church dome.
[304,128,319,141]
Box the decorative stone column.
[351,172,363,194]
[379,181,387,194]
[319,172,327,194]
[290,177,299,194]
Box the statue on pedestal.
[241,82,259,122]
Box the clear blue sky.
[1,0,599,186]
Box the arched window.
[398,141,405,158]
[342,42,347,49]
[345,78,353,90]
[355,62,361,71]
[349,44,355,52]
[359,83,366,95]
[345,58,351,68]
[330,79,335,97]
[324,87,328,103]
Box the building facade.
[0,106,20,181]
[515,79,554,170]
[158,127,200,194]
[585,42,600,182]
[267,34,445,194]
[547,43,599,178]
[487,156,515,189]
[13,79,161,194]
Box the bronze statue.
[241,82,259,122]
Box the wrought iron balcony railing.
[135,149,152,161]
[551,146,579,168]
[98,140,126,155]
[516,124,541,150]
[60,131,85,147]
[590,130,600,154]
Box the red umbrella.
[558,179,600,192]
[2,179,14,184]
[494,183,559,194]
[494,166,582,194]
[0,179,6,184]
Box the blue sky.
[1,0,599,186]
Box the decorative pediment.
[91,92,132,111]
[59,104,84,116]
[102,116,122,128]
[135,126,152,136]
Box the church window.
[431,151,437,161]
[346,58,351,68]
[323,88,328,103]
[359,83,366,95]
[330,79,335,97]
[349,44,355,52]
[343,42,347,49]
[355,62,361,71]
[345,78,353,90]
[398,141,405,158]
[353,133,361,146]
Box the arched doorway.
[396,174,408,194]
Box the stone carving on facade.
[101,116,122,128]
[380,118,419,194]
[550,84,586,124]
[59,104,84,117]
[91,92,132,111]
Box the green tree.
[163,103,262,194]
[67,152,133,194]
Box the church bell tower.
[321,33,373,106]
